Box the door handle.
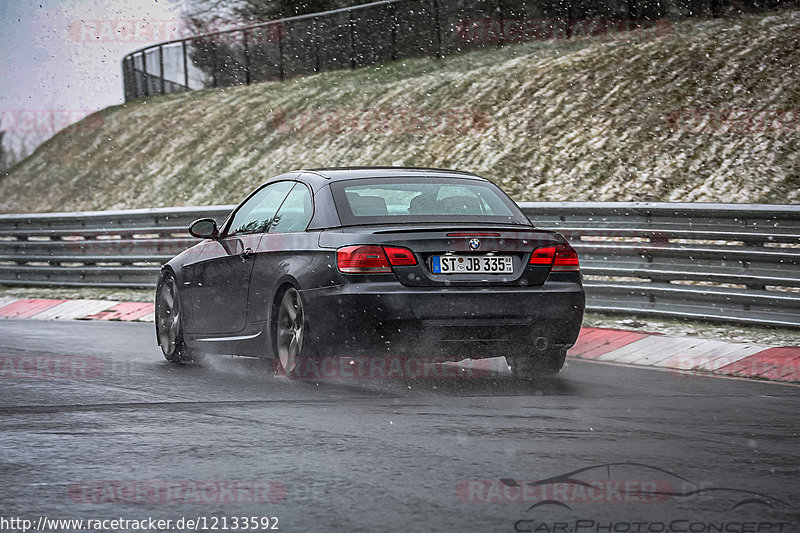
[241,247,253,259]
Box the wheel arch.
[157,265,177,281]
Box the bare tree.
[181,0,353,87]
[181,0,340,24]
[0,131,37,174]
[0,131,7,173]
[0,131,17,174]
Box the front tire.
[274,287,306,377]
[155,273,191,363]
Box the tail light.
[383,246,418,266]
[529,243,580,272]
[529,246,556,265]
[337,245,417,273]
[337,246,391,273]
[553,243,580,271]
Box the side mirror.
[188,218,219,239]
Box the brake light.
[552,243,580,271]
[529,246,555,265]
[337,246,392,273]
[446,233,501,237]
[529,244,580,271]
[383,246,417,266]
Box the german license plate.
[431,255,513,274]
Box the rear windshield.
[330,177,531,226]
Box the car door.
[246,182,315,324]
[185,181,295,335]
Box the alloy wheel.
[276,288,304,374]
[156,276,181,358]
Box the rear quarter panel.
[245,231,339,325]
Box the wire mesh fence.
[119,0,659,101]
[121,0,800,101]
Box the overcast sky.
[1,0,187,152]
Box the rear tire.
[508,346,567,380]
[155,273,192,363]
[273,287,306,377]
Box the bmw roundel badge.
[468,238,481,250]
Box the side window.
[227,181,295,236]
[270,183,313,233]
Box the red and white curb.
[0,298,155,322]
[1,298,797,384]
[569,327,799,384]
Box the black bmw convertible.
[155,167,585,378]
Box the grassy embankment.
[1,9,799,213]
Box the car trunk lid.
[319,225,565,287]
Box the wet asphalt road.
[0,319,798,533]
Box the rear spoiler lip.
[323,224,554,234]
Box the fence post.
[129,57,136,99]
[349,10,356,69]
[711,0,721,18]
[390,2,397,61]
[142,51,149,97]
[182,41,189,90]
[122,58,130,101]
[158,45,165,94]
[496,0,505,48]
[277,23,285,81]
[566,3,573,39]
[312,18,320,73]
[432,0,443,57]
[210,41,218,88]
[243,30,251,85]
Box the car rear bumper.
[299,280,585,358]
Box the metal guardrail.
[1,202,799,327]
[521,202,800,328]
[0,206,233,289]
